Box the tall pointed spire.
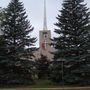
[43,0,47,30]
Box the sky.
[0,0,90,47]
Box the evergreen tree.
[2,0,36,59]
[36,54,49,79]
[0,0,36,85]
[0,7,6,56]
[50,0,90,85]
[0,36,7,58]
[0,7,5,35]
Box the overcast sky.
[0,0,90,46]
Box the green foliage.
[1,0,36,59]
[49,61,62,83]
[0,58,35,85]
[0,36,35,84]
[0,36,7,56]
[0,7,5,22]
[36,54,49,79]
[0,0,37,85]
[0,7,5,35]
[50,0,90,85]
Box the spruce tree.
[0,7,5,35]
[0,9,9,84]
[0,0,36,84]
[51,0,90,84]
[2,0,36,59]
[36,54,49,79]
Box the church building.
[34,0,54,60]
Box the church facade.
[34,0,54,60]
[34,30,54,60]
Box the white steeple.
[43,0,47,30]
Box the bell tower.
[39,0,52,60]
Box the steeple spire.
[43,0,47,30]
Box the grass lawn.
[0,87,90,90]
[0,80,90,90]
[29,79,58,88]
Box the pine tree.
[0,8,5,59]
[51,0,90,84]
[0,7,5,35]
[36,54,49,79]
[2,0,36,59]
[0,0,36,84]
